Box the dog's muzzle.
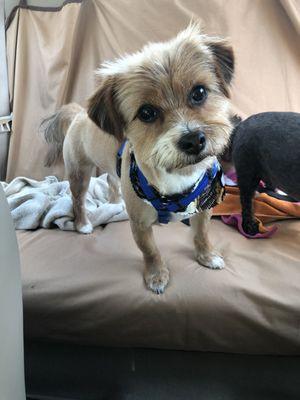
[177,131,206,155]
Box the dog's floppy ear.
[207,38,234,97]
[87,76,125,142]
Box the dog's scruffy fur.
[42,24,235,293]
[231,112,300,235]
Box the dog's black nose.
[178,131,206,155]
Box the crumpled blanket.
[1,175,128,230]
[213,169,300,238]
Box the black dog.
[229,112,300,235]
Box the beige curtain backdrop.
[5,0,300,181]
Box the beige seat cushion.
[19,219,300,354]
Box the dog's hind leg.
[238,173,260,236]
[68,164,93,234]
[191,209,225,269]
[107,174,122,204]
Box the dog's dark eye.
[137,105,159,123]
[190,85,207,106]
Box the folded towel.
[1,175,128,230]
[213,170,300,238]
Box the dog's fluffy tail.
[41,103,83,167]
[221,114,243,162]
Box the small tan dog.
[43,24,235,294]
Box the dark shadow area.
[25,341,300,400]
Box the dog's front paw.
[196,252,225,270]
[144,267,170,294]
[76,221,93,234]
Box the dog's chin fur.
[162,152,214,175]
[136,153,217,196]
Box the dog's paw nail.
[197,253,225,270]
[77,222,93,234]
[145,268,169,294]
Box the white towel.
[1,175,128,230]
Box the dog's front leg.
[191,209,225,270]
[130,220,169,294]
[68,164,93,234]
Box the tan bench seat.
[19,219,300,354]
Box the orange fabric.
[214,186,300,223]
